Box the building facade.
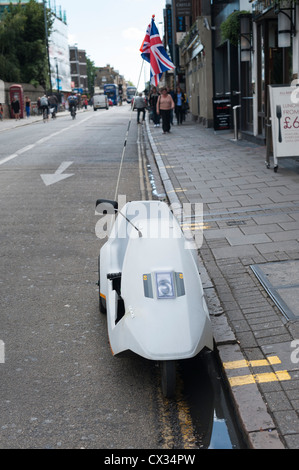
[94,64,126,99]
[163,0,299,147]
[0,0,31,17]
[69,46,88,94]
[250,0,299,142]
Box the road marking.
[176,377,198,449]
[223,356,291,387]
[0,115,93,166]
[228,371,291,387]
[223,355,281,370]
[41,161,74,186]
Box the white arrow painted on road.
[41,161,74,186]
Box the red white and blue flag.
[140,16,175,86]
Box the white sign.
[269,83,299,165]
[49,16,72,92]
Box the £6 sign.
[269,81,299,165]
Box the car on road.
[93,94,109,111]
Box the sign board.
[213,97,231,131]
[175,0,192,16]
[176,15,186,32]
[268,84,299,165]
[166,6,173,61]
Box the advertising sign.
[213,97,231,131]
[48,17,72,92]
[175,0,192,16]
[166,6,173,61]
[269,83,299,165]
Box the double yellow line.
[156,373,198,449]
[223,356,291,387]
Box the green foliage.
[220,10,250,47]
[0,0,54,88]
[86,56,96,95]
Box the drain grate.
[226,220,246,226]
[251,260,299,321]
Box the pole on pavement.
[232,105,241,141]
[43,0,52,94]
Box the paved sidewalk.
[146,117,299,449]
[0,108,89,132]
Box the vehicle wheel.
[161,361,176,398]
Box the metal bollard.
[232,105,241,141]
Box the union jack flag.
[140,23,151,61]
[140,17,175,86]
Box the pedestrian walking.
[156,87,175,134]
[25,96,31,118]
[0,103,3,121]
[11,97,20,120]
[167,87,175,125]
[134,93,147,124]
[174,86,187,125]
[149,87,160,127]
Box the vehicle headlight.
[155,272,175,299]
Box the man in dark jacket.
[11,98,20,120]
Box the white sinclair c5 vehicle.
[96,199,213,397]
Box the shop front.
[250,0,298,143]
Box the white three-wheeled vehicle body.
[96,199,213,397]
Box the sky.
[56,0,167,90]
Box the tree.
[220,10,251,47]
[86,56,96,96]
[0,0,53,88]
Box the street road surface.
[0,106,244,449]
[0,107,161,449]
